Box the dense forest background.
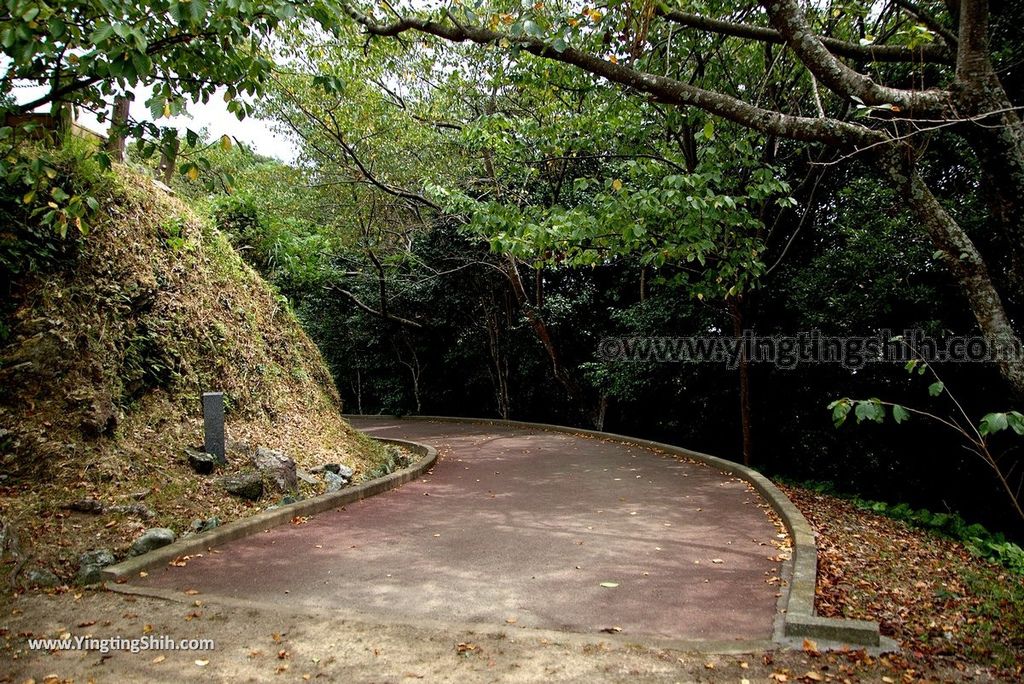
[4,1,1024,538]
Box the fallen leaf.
[802,638,818,653]
[599,581,619,588]
[152,655,166,664]
[804,672,824,682]
[184,589,200,595]
[195,659,208,667]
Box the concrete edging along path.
[101,437,438,582]
[350,415,883,649]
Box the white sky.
[13,83,299,164]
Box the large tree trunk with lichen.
[950,0,1024,312]
[880,146,1024,398]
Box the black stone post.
[202,392,226,464]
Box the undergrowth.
[781,477,1024,574]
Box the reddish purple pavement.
[133,419,785,641]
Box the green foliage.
[855,498,1024,575]
[158,216,188,251]
[0,0,339,198]
[364,444,412,480]
[828,397,894,426]
[0,137,112,277]
[782,176,942,334]
[979,411,1024,437]
[1,0,318,122]
[0,133,109,240]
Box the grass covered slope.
[0,148,384,584]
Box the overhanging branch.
[338,3,886,150]
[657,7,953,64]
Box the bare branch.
[329,286,425,328]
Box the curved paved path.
[133,419,785,642]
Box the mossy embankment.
[0,150,385,586]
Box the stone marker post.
[202,392,226,464]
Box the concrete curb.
[350,414,883,649]
[101,437,437,582]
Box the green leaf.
[90,23,115,44]
[892,405,910,424]
[702,120,715,141]
[854,400,884,424]
[1007,411,1024,436]
[928,381,944,397]
[827,399,851,428]
[979,412,1009,436]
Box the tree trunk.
[105,95,130,162]
[504,255,581,400]
[485,306,511,419]
[881,147,1024,398]
[949,0,1024,312]
[354,369,363,415]
[158,137,179,185]
[728,296,753,466]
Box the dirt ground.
[1,587,1003,684]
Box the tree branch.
[330,285,425,328]
[657,7,953,64]
[761,0,951,114]
[339,3,885,149]
[893,0,959,47]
